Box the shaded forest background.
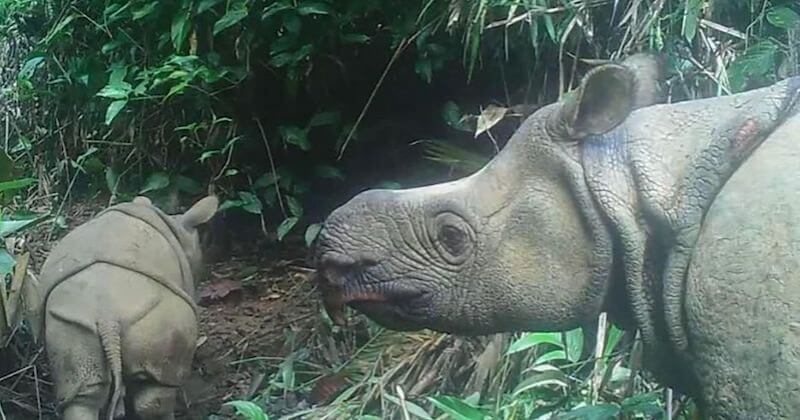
[0,0,798,419]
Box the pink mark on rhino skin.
[732,118,759,156]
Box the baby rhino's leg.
[124,296,197,420]
[129,384,178,420]
[45,313,110,420]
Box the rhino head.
[313,56,663,335]
[124,195,220,280]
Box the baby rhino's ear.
[181,195,219,229]
[132,196,153,206]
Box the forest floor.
[1,195,532,420]
[1,197,335,419]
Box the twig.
[485,0,612,29]
[70,5,113,38]
[255,118,286,218]
[34,365,41,420]
[700,19,747,40]
[44,168,80,243]
[485,130,500,154]
[0,365,33,384]
[685,53,732,96]
[395,386,411,420]
[336,37,412,160]
[591,312,608,402]
[4,113,8,152]
[211,134,239,182]
[666,388,673,420]
[485,6,569,29]
[337,10,440,160]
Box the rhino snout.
[313,234,432,330]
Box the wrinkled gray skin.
[35,195,219,420]
[313,53,800,418]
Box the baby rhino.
[36,195,218,420]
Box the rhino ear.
[552,64,636,139]
[181,195,219,229]
[619,53,665,109]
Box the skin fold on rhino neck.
[579,75,800,393]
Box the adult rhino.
[312,54,800,419]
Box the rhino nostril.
[318,251,380,287]
[318,253,358,287]
[320,253,357,270]
[352,251,379,267]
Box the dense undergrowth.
[1,0,799,419]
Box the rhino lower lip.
[315,273,425,325]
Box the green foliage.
[0,163,47,346]
[2,0,799,416]
[7,0,799,246]
[224,400,270,420]
[7,0,465,243]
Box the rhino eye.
[438,224,467,256]
[430,211,474,264]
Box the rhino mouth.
[313,253,429,330]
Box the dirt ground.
[181,243,321,419]
[0,197,330,419]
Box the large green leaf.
[262,1,292,20]
[506,332,564,355]
[198,0,225,14]
[173,175,203,194]
[728,40,779,91]
[279,125,310,150]
[0,178,35,194]
[384,394,433,420]
[285,195,303,217]
[682,0,702,42]
[0,215,48,238]
[511,367,569,397]
[560,404,621,420]
[308,111,340,127]
[0,249,15,278]
[420,140,489,175]
[0,152,16,182]
[223,400,269,420]
[18,56,45,81]
[297,2,332,16]
[565,327,584,362]
[97,83,132,100]
[767,6,800,30]
[139,172,170,194]
[105,100,128,125]
[427,395,488,420]
[42,14,76,45]
[277,217,299,241]
[604,324,624,358]
[132,1,159,20]
[304,223,322,247]
[214,6,249,36]
[171,8,192,51]
[237,191,263,215]
[105,167,120,194]
[621,392,663,416]
[313,165,344,180]
[533,349,567,366]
